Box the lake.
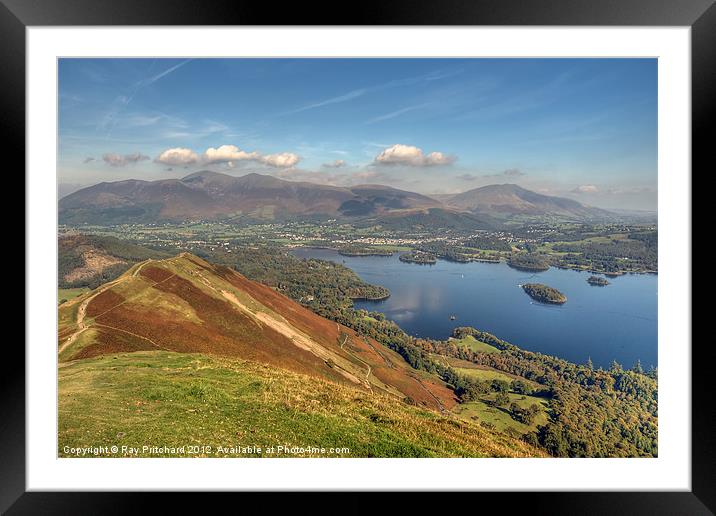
[292,248,657,369]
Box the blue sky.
[58,58,657,210]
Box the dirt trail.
[95,323,167,351]
[411,376,447,414]
[59,259,157,356]
[334,323,373,390]
[362,336,395,368]
[59,277,123,355]
[219,289,369,387]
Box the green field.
[451,362,542,391]
[58,351,544,458]
[449,335,501,354]
[455,367,518,383]
[453,392,550,435]
[58,287,90,303]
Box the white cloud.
[424,151,455,166]
[155,147,199,166]
[102,152,149,167]
[261,152,300,168]
[572,184,599,193]
[204,145,261,163]
[322,159,347,168]
[374,144,455,167]
[203,144,299,168]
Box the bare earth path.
[59,260,155,355]
[334,323,373,391]
[411,376,447,414]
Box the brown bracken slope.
[58,253,457,412]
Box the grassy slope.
[449,335,501,354]
[58,351,544,458]
[453,394,550,435]
[427,353,549,434]
[58,287,89,302]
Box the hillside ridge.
[58,252,457,412]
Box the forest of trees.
[417,327,658,457]
[551,233,657,273]
[58,234,170,289]
[207,246,390,310]
[521,283,567,304]
[414,241,502,263]
[398,250,437,264]
[587,275,610,286]
[507,253,550,271]
[338,245,393,257]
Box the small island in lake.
[521,283,567,304]
[507,253,550,272]
[399,250,437,265]
[587,275,610,286]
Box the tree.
[491,379,510,393]
[494,392,510,408]
[632,360,644,374]
[510,402,535,424]
[511,379,532,395]
[586,357,594,370]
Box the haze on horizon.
[58,58,657,211]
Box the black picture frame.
[4,0,712,513]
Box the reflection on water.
[292,248,657,369]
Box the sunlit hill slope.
[57,253,546,457]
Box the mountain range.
[59,170,613,225]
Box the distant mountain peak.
[59,171,614,225]
[441,183,612,220]
[181,169,229,181]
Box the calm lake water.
[292,248,657,369]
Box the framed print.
[4,0,713,512]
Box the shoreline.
[292,245,658,276]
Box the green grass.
[451,363,542,391]
[450,335,501,354]
[58,287,89,303]
[58,351,544,458]
[455,367,517,383]
[452,392,550,435]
